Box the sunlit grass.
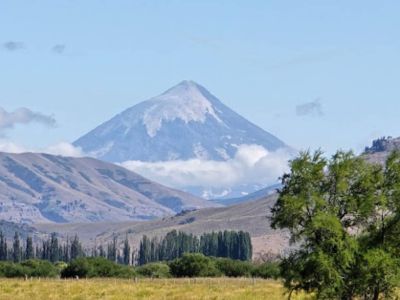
[0,278,313,300]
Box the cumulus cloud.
[296,98,323,117]
[0,140,27,154]
[44,142,84,157]
[3,41,25,51]
[52,44,66,54]
[0,107,56,130]
[0,140,84,157]
[120,144,291,190]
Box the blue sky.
[1,0,400,155]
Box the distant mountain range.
[0,152,217,224]
[212,184,280,206]
[74,80,291,198]
[2,136,398,257]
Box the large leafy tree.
[271,150,400,299]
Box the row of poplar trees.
[0,230,252,266]
[138,230,252,265]
[0,231,132,264]
[0,232,84,263]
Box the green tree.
[49,233,59,262]
[70,235,82,260]
[12,232,21,263]
[25,236,34,260]
[271,150,400,299]
[0,231,7,261]
[138,235,151,265]
[123,235,130,265]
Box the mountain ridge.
[0,151,217,224]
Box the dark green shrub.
[61,257,136,278]
[61,258,90,278]
[251,262,281,279]
[169,253,221,277]
[87,257,119,277]
[0,262,28,277]
[21,259,59,277]
[54,261,68,273]
[216,258,254,277]
[87,257,136,278]
[136,262,171,278]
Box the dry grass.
[0,278,312,300]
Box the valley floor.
[0,278,311,300]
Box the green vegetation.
[169,253,222,277]
[136,262,171,278]
[0,259,58,278]
[0,229,252,267]
[0,254,279,280]
[138,230,252,265]
[272,150,400,299]
[61,257,137,278]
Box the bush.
[54,261,68,273]
[61,257,136,278]
[136,262,171,278]
[216,258,254,277]
[251,262,281,279]
[61,257,90,278]
[21,259,59,277]
[169,253,221,277]
[0,262,28,278]
[0,260,59,278]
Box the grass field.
[0,278,312,300]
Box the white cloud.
[0,107,56,130]
[120,144,292,190]
[0,140,84,157]
[0,140,27,153]
[44,142,84,157]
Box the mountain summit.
[74,81,288,163]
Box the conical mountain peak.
[160,80,207,98]
[74,81,287,163]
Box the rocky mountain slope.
[362,136,400,164]
[0,152,217,224]
[74,80,288,163]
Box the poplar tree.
[25,236,34,259]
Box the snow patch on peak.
[142,81,223,137]
[193,143,209,160]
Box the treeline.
[0,231,132,264]
[0,254,280,279]
[0,232,85,263]
[138,230,252,265]
[0,230,252,266]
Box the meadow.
[0,278,312,300]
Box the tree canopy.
[271,150,400,299]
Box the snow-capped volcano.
[74,80,288,163]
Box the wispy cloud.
[52,44,66,54]
[0,107,56,130]
[3,41,25,51]
[0,140,84,157]
[296,98,323,117]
